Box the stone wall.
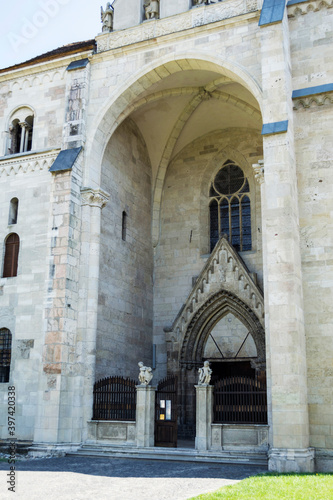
[0,68,67,155]
[0,151,56,440]
[97,118,153,381]
[294,101,333,460]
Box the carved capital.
[252,160,264,185]
[81,187,110,208]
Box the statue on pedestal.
[101,2,114,32]
[198,361,212,385]
[144,0,159,20]
[138,361,153,385]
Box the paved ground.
[0,455,267,499]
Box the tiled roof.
[0,40,96,73]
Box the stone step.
[68,444,268,466]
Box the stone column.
[135,385,156,447]
[19,122,26,152]
[79,188,110,440]
[195,384,213,451]
[259,12,313,472]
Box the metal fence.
[93,376,136,421]
[213,376,267,424]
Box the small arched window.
[8,198,19,225]
[209,160,252,252]
[3,233,20,278]
[7,109,34,155]
[0,329,12,383]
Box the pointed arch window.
[209,160,252,252]
[3,233,20,278]
[0,329,12,383]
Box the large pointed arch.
[180,289,265,365]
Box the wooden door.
[155,376,177,447]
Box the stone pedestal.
[269,448,315,473]
[136,385,156,447]
[195,385,213,451]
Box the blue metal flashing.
[261,120,288,135]
[259,0,286,26]
[66,58,89,71]
[49,147,82,172]
[292,83,333,99]
[287,0,309,6]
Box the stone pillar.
[259,13,313,472]
[135,385,156,447]
[195,384,213,451]
[19,122,26,152]
[79,188,110,440]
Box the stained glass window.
[209,161,252,252]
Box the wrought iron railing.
[213,376,267,424]
[93,376,136,421]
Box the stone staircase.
[67,443,268,466]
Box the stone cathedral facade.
[0,0,332,472]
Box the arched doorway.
[179,289,266,439]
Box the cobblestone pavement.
[0,455,267,499]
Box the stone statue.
[101,2,114,32]
[138,361,153,385]
[144,0,159,20]
[198,361,212,385]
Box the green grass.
[189,473,333,500]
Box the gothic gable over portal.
[165,235,264,355]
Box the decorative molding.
[167,235,264,354]
[0,150,59,178]
[252,159,264,184]
[293,93,333,109]
[81,187,110,208]
[96,0,260,52]
[288,0,333,18]
[181,289,266,364]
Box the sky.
[0,0,105,70]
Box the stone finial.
[252,159,264,185]
[138,361,153,385]
[144,0,159,20]
[198,361,212,385]
[101,2,114,32]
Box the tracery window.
[0,329,12,383]
[3,233,20,278]
[209,160,251,252]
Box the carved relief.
[0,151,58,178]
[288,0,333,18]
[66,79,85,122]
[96,0,257,52]
[293,93,333,109]
[252,160,264,185]
[81,187,110,208]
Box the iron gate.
[213,375,267,424]
[92,376,136,421]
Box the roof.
[0,40,96,74]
